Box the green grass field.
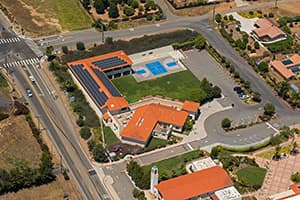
[112,71,200,103]
[257,144,292,159]
[0,0,93,36]
[142,150,204,180]
[55,0,93,30]
[143,137,168,152]
[103,126,119,147]
[237,166,267,188]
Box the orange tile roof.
[121,104,188,143]
[104,96,129,112]
[156,166,233,200]
[271,60,295,79]
[253,18,286,39]
[67,51,131,113]
[182,100,200,112]
[290,54,300,65]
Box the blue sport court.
[166,61,177,67]
[135,69,146,75]
[145,61,167,76]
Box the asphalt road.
[0,20,109,200]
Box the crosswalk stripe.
[0,37,21,45]
[2,57,40,68]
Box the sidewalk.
[183,99,232,143]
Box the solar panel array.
[92,68,122,97]
[70,64,108,107]
[92,56,127,70]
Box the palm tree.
[274,145,281,160]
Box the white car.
[29,75,35,82]
[25,88,33,97]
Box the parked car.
[233,86,243,94]
[25,88,33,97]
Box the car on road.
[25,88,33,97]
[29,75,35,83]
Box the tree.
[131,0,139,8]
[183,117,194,132]
[257,61,269,73]
[264,102,275,117]
[92,144,107,162]
[76,42,85,51]
[80,127,92,140]
[45,46,54,56]
[254,41,260,49]
[94,0,105,14]
[38,153,55,183]
[81,0,91,9]
[61,46,69,54]
[270,135,281,146]
[215,14,222,23]
[194,35,206,49]
[108,1,119,18]
[273,145,281,160]
[93,19,106,31]
[252,91,261,102]
[221,118,231,129]
[277,81,290,99]
[123,6,135,16]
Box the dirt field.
[0,0,93,37]
[0,175,81,200]
[0,114,81,199]
[261,1,300,18]
[164,0,235,16]
[0,115,42,169]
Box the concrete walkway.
[183,99,232,143]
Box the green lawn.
[112,71,200,103]
[142,150,204,181]
[103,126,119,147]
[237,166,267,188]
[143,137,168,152]
[55,0,93,30]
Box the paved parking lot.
[182,49,261,121]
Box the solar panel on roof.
[70,64,108,107]
[92,69,122,97]
[92,56,127,70]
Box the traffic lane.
[27,66,109,199]
[12,69,101,200]
[103,162,135,200]
[135,144,193,165]
[193,122,276,147]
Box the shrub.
[123,6,135,16]
[268,12,274,18]
[61,46,69,54]
[222,118,231,129]
[257,61,269,73]
[254,41,260,49]
[80,127,91,140]
[264,102,275,117]
[215,14,222,23]
[76,42,85,51]
[146,14,153,21]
